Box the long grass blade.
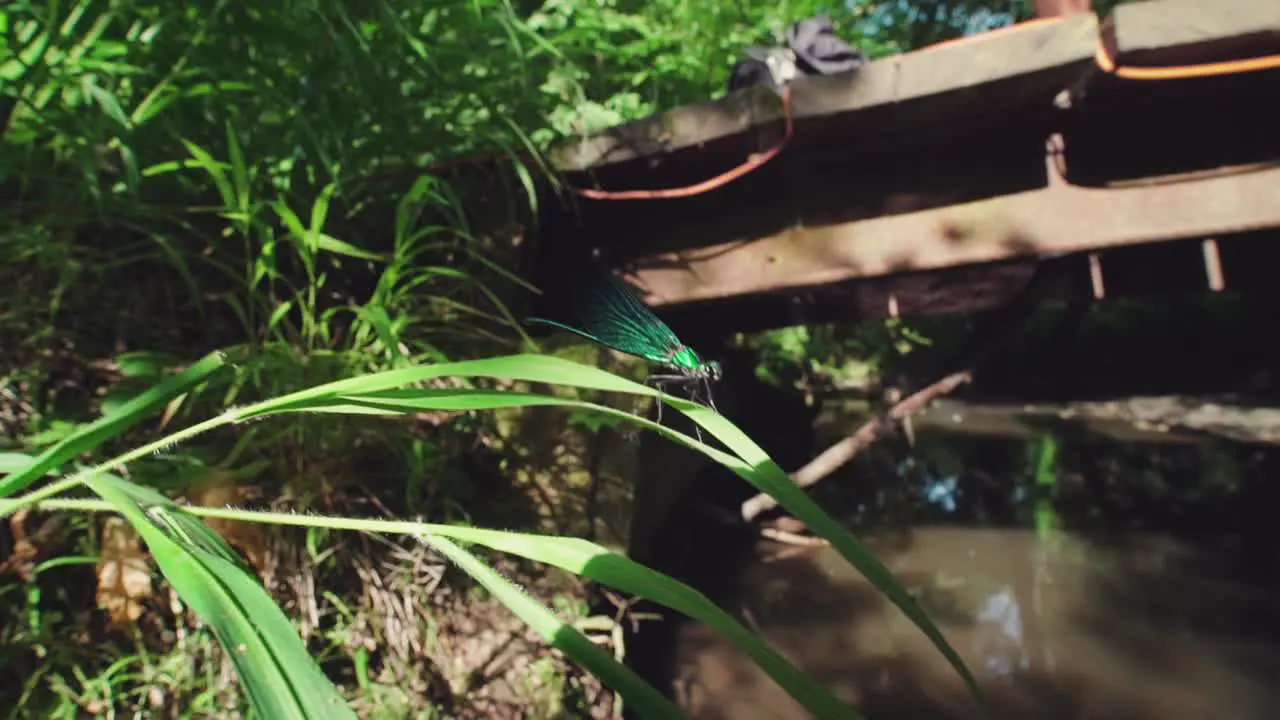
[424,535,687,720]
[219,354,984,712]
[0,351,228,499]
[81,473,356,720]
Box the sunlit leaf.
[425,535,686,720]
[83,474,356,720]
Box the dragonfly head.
[671,347,722,382]
[702,360,722,382]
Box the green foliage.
[742,318,942,395]
[524,0,900,139]
[0,0,1024,377]
[0,0,1051,714]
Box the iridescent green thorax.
[667,346,701,371]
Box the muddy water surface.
[670,526,1280,719]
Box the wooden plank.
[1202,239,1225,291]
[626,163,1280,309]
[546,0,1280,174]
[1107,0,1280,63]
[549,14,1099,172]
[890,14,1096,111]
[649,259,1060,336]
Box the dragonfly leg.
[648,374,704,404]
[677,380,708,443]
[647,373,691,424]
[645,373,715,439]
[645,378,668,424]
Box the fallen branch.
[740,370,972,522]
[738,250,1084,523]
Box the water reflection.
[972,585,1027,678]
[664,425,1280,719]
[672,524,1280,719]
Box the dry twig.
[741,371,973,521]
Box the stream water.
[635,409,1280,719]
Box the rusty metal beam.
[629,162,1280,309]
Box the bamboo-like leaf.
[81,474,355,720]
[223,353,985,713]
[314,233,386,261]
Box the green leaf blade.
[0,351,228,498]
[83,474,355,720]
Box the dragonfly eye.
[705,361,723,382]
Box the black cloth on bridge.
[726,15,867,93]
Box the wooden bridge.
[534,0,1280,336]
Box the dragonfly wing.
[573,272,684,363]
[524,317,611,347]
[528,312,664,363]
